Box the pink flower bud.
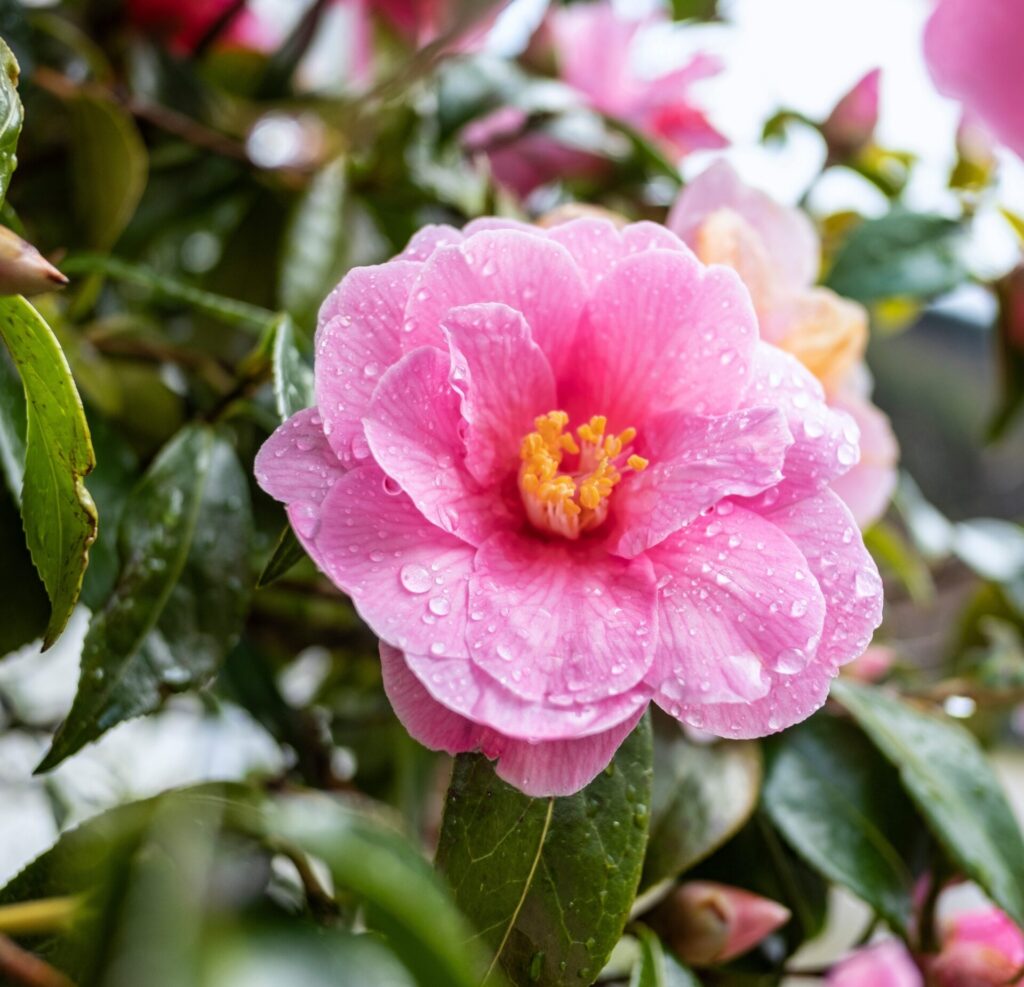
[930,908,1024,987]
[659,881,790,966]
[821,68,881,162]
[827,941,923,987]
[841,644,894,683]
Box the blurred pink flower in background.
[931,908,1024,987]
[461,106,606,199]
[125,0,278,54]
[827,941,923,987]
[255,215,882,796]
[371,0,507,49]
[550,2,726,159]
[669,161,898,528]
[821,68,881,162]
[924,0,1024,159]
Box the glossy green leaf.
[669,0,720,21]
[279,157,348,325]
[825,212,967,303]
[262,794,491,987]
[257,524,308,588]
[38,425,252,771]
[0,296,96,648]
[68,94,147,248]
[62,254,275,333]
[0,339,25,497]
[436,715,653,987]
[833,680,1024,927]
[631,926,701,987]
[0,37,22,207]
[642,718,761,893]
[763,715,916,934]
[271,314,314,420]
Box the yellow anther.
[517,410,647,540]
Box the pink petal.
[490,710,644,797]
[621,221,692,256]
[380,643,644,796]
[608,406,792,559]
[462,217,538,236]
[829,389,898,528]
[401,230,588,377]
[254,408,343,568]
[466,532,658,705]
[398,224,464,261]
[563,249,757,428]
[313,464,475,659]
[315,261,421,463]
[668,160,820,292]
[739,344,861,513]
[647,503,828,738]
[443,302,556,487]
[404,648,649,741]
[363,346,511,545]
[924,0,1024,160]
[764,489,883,672]
[545,218,630,289]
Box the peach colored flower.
[668,161,898,528]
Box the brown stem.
[0,936,75,987]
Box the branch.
[0,936,75,987]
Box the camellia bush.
[2,0,1024,985]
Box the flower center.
[518,411,648,539]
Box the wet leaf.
[0,36,23,207]
[0,296,96,647]
[833,680,1024,927]
[436,716,653,986]
[38,425,251,770]
[271,313,314,420]
[631,926,701,987]
[763,715,917,934]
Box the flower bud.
[0,227,67,297]
[658,881,790,966]
[929,908,1024,987]
[821,69,881,163]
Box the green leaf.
[832,680,1024,927]
[0,478,48,655]
[0,296,97,648]
[669,0,720,21]
[0,339,25,497]
[61,254,275,333]
[989,269,1024,440]
[763,715,917,934]
[261,794,491,987]
[279,157,348,326]
[642,718,761,893]
[863,521,935,605]
[630,927,701,987]
[436,715,653,987]
[825,211,967,303]
[257,524,308,588]
[271,314,314,420]
[38,425,252,771]
[0,37,23,208]
[69,94,148,248]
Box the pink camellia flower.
[821,69,881,163]
[660,882,791,966]
[550,2,726,160]
[924,0,1024,159]
[668,161,898,528]
[827,941,923,987]
[931,908,1024,987]
[126,0,277,55]
[255,216,882,796]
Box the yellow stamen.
[517,410,646,539]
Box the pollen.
[518,411,647,539]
